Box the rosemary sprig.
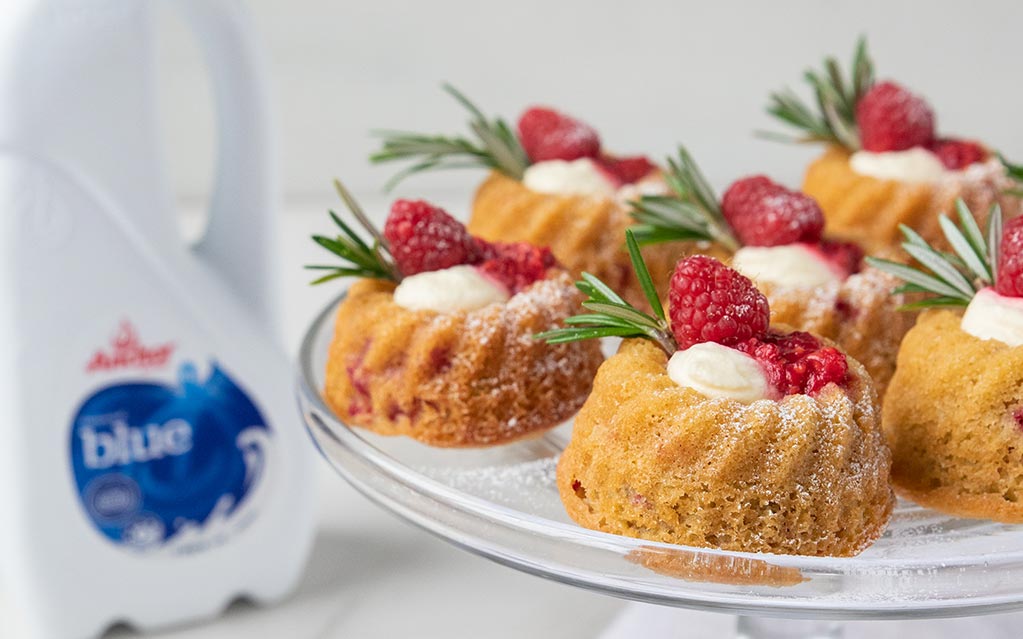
[1000,153,1023,197]
[536,230,677,355]
[628,145,740,252]
[865,199,1001,310]
[305,179,402,285]
[370,84,530,190]
[761,37,873,150]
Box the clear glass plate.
[297,294,1023,622]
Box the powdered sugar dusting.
[412,270,601,444]
[421,457,559,508]
[762,264,912,398]
[936,156,1021,219]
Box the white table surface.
[101,193,1023,639]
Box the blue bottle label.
[70,360,272,553]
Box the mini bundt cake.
[540,245,894,556]
[883,311,1023,521]
[560,338,890,556]
[325,272,600,446]
[630,147,912,399]
[469,171,698,306]
[765,38,1021,254]
[872,208,1023,521]
[371,86,705,308]
[310,186,602,447]
[804,147,1019,252]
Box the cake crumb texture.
[324,271,603,447]
[557,339,894,557]
[803,147,1021,254]
[883,310,1023,522]
[469,171,724,310]
[761,267,916,401]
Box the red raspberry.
[807,239,864,279]
[721,176,825,247]
[477,241,558,294]
[517,107,601,163]
[720,175,776,219]
[856,81,935,152]
[735,331,849,396]
[929,138,988,170]
[595,155,656,185]
[997,216,1023,298]
[800,345,849,394]
[668,256,770,350]
[383,199,483,276]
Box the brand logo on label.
[85,321,175,373]
[79,418,193,469]
[70,361,272,553]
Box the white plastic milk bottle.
[0,1,316,637]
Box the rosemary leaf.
[988,204,1003,288]
[865,257,970,301]
[625,230,666,321]
[371,85,529,187]
[939,214,991,283]
[764,38,870,150]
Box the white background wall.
[157,0,1023,208]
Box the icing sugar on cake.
[760,266,916,400]
[323,270,603,447]
[557,338,893,557]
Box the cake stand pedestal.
[298,297,1023,639]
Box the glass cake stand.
[297,295,1023,638]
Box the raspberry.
[721,176,825,247]
[595,155,656,185]
[997,216,1023,298]
[721,175,775,209]
[517,107,601,163]
[735,331,849,396]
[477,241,558,294]
[929,138,988,170]
[856,81,935,152]
[668,256,770,350]
[383,199,483,276]
[807,240,864,279]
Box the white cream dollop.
[616,174,670,204]
[961,287,1023,347]
[849,147,947,183]
[731,244,842,289]
[393,265,509,313]
[666,342,772,403]
[522,158,617,198]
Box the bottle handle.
[171,0,280,331]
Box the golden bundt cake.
[369,90,714,310]
[866,202,1023,521]
[541,251,894,556]
[469,171,709,309]
[325,272,602,447]
[803,148,1020,253]
[619,147,914,400]
[311,181,603,447]
[557,339,893,556]
[883,310,1023,522]
[765,39,1022,254]
[756,267,915,400]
